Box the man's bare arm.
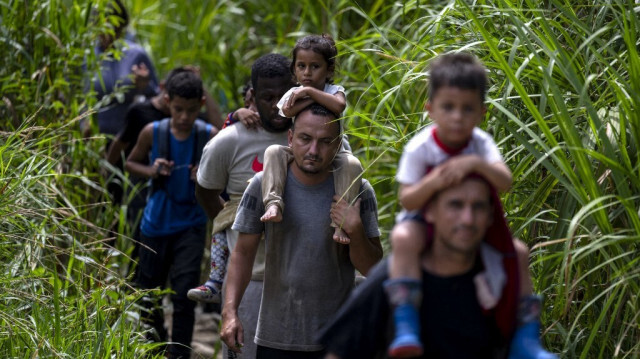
[195,183,225,220]
[125,124,169,178]
[106,137,129,166]
[348,228,382,276]
[331,196,383,275]
[220,232,261,352]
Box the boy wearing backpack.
[125,70,215,359]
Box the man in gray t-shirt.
[221,104,383,358]
[196,53,295,359]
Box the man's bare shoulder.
[137,122,154,142]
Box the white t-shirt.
[197,124,288,195]
[277,83,345,117]
[396,125,503,185]
[197,124,289,279]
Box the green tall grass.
[1,0,638,357]
[0,1,162,357]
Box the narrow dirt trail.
[163,298,223,358]
[191,304,222,359]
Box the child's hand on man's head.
[285,88,310,110]
[438,155,483,185]
[427,165,457,191]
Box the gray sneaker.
[187,285,221,303]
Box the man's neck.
[422,242,478,277]
[289,163,332,186]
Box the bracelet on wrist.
[222,111,235,129]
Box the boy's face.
[426,86,486,149]
[165,94,204,133]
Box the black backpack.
[151,118,210,195]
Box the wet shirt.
[232,171,381,351]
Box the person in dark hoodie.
[318,175,556,359]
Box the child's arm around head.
[225,85,260,129]
[281,87,346,118]
[232,107,261,129]
[125,123,173,179]
[399,156,512,211]
[438,155,512,192]
[399,164,451,211]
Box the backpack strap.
[151,118,171,194]
[151,118,209,196]
[156,118,172,162]
[192,119,210,166]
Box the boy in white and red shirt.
[386,53,555,359]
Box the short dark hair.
[293,103,340,135]
[428,52,487,102]
[251,53,291,91]
[291,34,338,84]
[165,70,203,100]
[164,67,190,84]
[241,79,252,98]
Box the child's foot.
[260,204,282,223]
[187,284,221,303]
[333,227,351,244]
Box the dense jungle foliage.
[1,0,639,357]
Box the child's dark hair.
[251,53,291,92]
[165,69,203,100]
[428,52,488,102]
[291,34,338,84]
[241,79,252,98]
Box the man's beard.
[260,113,291,133]
[297,155,322,174]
